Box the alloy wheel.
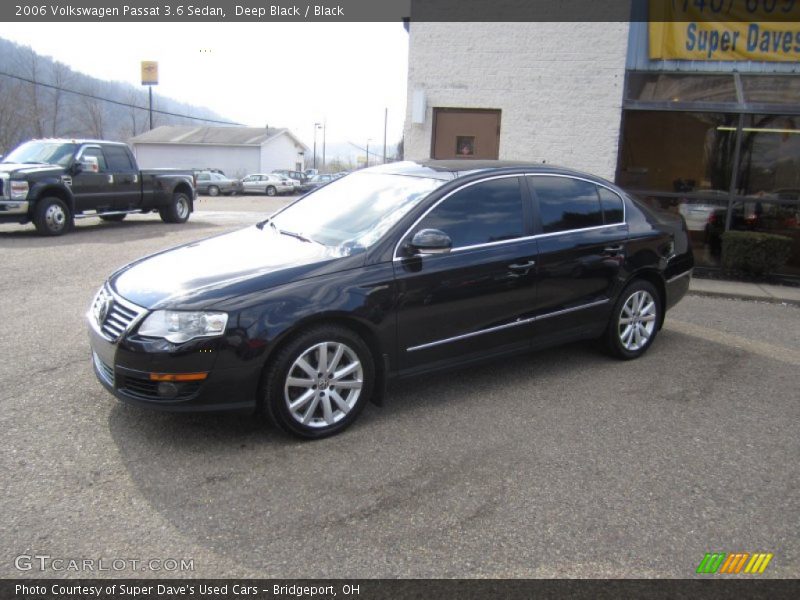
[618,290,657,352]
[284,341,363,428]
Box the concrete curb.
[687,289,800,307]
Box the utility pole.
[383,107,387,164]
[313,122,321,169]
[140,61,158,130]
[322,119,326,172]
[365,139,372,169]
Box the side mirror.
[407,228,452,256]
[74,155,99,174]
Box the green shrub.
[721,231,792,276]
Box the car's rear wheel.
[604,280,661,360]
[207,185,220,197]
[263,325,374,439]
[266,186,277,196]
[99,213,126,222]
[159,191,191,224]
[34,196,71,236]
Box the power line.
[0,70,243,126]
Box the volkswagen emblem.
[93,290,111,325]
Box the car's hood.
[0,162,64,176]
[110,225,358,310]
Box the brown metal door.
[432,108,501,159]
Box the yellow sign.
[649,1,800,62]
[141,61,159,85]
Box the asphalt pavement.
[0,196,797,579]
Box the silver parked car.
[240,173,294,196]
[195,171,242,196]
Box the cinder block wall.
[404,22,630,180]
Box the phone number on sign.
[671,0,797,14]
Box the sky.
[2,23,409,152]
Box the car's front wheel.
[34,196,72,236]
[263,325,374,439]
[604,280,661,359]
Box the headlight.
[9,180,29,200]
[137,310,228,343]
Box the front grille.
[91,287,146,342]
[118,374,202,402]
[93,352,115,386]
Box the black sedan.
[88,161,693,438]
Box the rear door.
[394,175,538,372]
[528,176,628,343]
[101,144,140,210]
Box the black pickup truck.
[0,139,195,236]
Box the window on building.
[530,177,603,233]
[415,177,524,248]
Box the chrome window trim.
[666,268,693,284]
[406,298,610,352]
[393,173,628,261]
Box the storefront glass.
[618,74,800,277]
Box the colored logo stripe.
[697,552,773,574]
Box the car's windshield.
[270,172,445,251]
[3,141,78,167]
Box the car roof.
[365,160,614,185]
[27,138,129,146]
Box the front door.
[70,145,112,213]
[394,176,538,372]
[527,176,629,343]
[432,108,501,160]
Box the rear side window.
[416,177,524,248]
[103,145,135,171]
[530,176,603,233]
[598,187,625,224]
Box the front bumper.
[88,318,259,413]
[0,199,29,215]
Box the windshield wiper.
[278,229,314,244]
[256,217,278,231]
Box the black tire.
[159,191,191,224]
[266,186,277,197]
[34,196,71,236]
[603,279,662,360]
[207,185,220,197]
[262,325,375,439]
[99,214,126,222]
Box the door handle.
[508,260,536,272]
[603,245,625,255]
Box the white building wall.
[259,134,306,172]
[132,144,259,179]
[404,22,630,180]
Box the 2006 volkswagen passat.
[88,161,693,438]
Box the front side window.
[530,176,603,233]
[414,177,524,248]
[80,147,108,171]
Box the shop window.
[625,73,738,104]
[617,111,738,194]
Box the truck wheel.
[207,185,220,197]
[99,214,126,222]
[159,192,191,224]
[266,186,277,196]
[34,197,72,236]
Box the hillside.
[0,37,231,155]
